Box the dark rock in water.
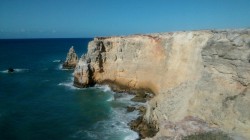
[131,91,147,103]
[129,106,158,139]
[126,106,136,112]
[62,62,76,69]
[137,106,146,115]
[131,97,147,103]
[129,115,158,139]
[8,68,15,73]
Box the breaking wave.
[58,76,84,90]
[53,59,61,63]
[59,81,143,140]
[0,68,29,73]
[58,82,85,90]
[71,91,141,140]
[95,84,112,92]
[57,64,72,71]
[71,85,144,140]
[80,110,139,139]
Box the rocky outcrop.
[8,68,14,73]
[74,29,250,139]
[62,46,78,69]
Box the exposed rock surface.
[63,46,78,69]
[129,106,159,139]
[74,29,250,139]
[127,106,136,112]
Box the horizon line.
[1,27,249,40]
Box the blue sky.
[0,0,250,38]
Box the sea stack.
[73,29,250,139]
[63,46,78,69]
[8,68,15,73]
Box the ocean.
[0,39,140,140]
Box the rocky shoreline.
[72,70,159,139]
[128,105,159,139]
[95,82,159,139]
[76,82,234,140]
[70,29,250,139]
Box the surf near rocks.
[72,29,250,139]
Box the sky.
[0,0,250,38]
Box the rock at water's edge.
[126,106,136,112]
[62,46,78,69]
[8,68,14,73]
[73,29,250,139]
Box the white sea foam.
[71,91,141,140]
[0,68,29,73]
[53,59,61,63]
[115,93,134,101]
[57,64,72,71]
[58,64,63,70]
[124,132,139,140]
[58,74,82,90]
[14,68,29,72]
[66,82,143,139]
[94,85,115,101]
[84,130,98,139]
[114,93,145,107]
[0,70,8,73]
[58,82,84,90]
[73,109,139,140]
[106,96,114,102]
[95,84,112,92]
[92,106,139,140]
[58,76,85,90]
[94,84,146,106]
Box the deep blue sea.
[0,39,139,140]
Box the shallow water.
[0,39,139,140]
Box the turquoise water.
[0,39,139,140]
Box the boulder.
[126,106,136,112]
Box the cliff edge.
[74,29,250,139]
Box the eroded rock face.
[73,54,95,87]
[74,29,250,139]
[63,46,78,69]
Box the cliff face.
[63,46,78,69]
[74,30,250,139]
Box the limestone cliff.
[63,46,78,69]
[74,29,250,139]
